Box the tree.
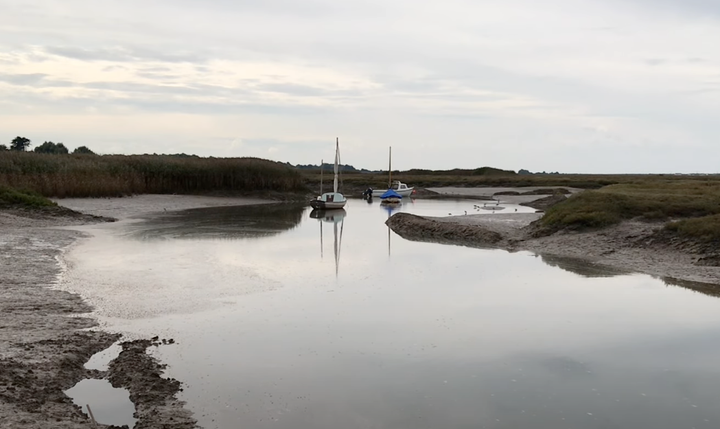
[10,136,31,151]
[72,146,95,155]
[34,141,69,154]
[0,144,7,151]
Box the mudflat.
[0,195,270,429]
[387,212,720,287]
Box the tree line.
[0,136,95,155]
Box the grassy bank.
[0,152,306,198]
[665,214,720,244]
[0,186,57,207]
[540,179,720,233]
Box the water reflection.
[310,209,345,277]
[64,379,136,428]
[60,199,720,429]
[662,277,720,299]
[539,255,720,299]
[126,203,305,240]
[539,255,627,278]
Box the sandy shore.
[0,195,271,429]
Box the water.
[61,198,720,429]
[64,379,136,428]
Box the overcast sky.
[1,0,718,173]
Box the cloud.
[44,46,210,63]
[0,0,718,173]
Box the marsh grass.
[0,152,306,197]
[665,215,720,243]
[305,171,651,190]
[0,185,57,207]
[540,180,720,231]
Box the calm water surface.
[62,199,720,429]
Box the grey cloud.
[134,72,179,80]
[44,46,210,64]
[625,0,720,17]
[256,83,330,97]
[0,73,48,86]
[0,86,329,116]
[137,66,173,73]
[645,58,667,66]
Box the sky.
[0,0,718,173]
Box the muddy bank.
[0,222,121,429]
[1,195,273,428]
[108,339,195,429]
[387,212,720,287]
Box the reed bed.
[0,152,306,198]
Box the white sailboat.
[371,146,415,198]
[310,138,347,210]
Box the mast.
[333,137,339,193]
[320,158,323,194]
[388,146,392,188]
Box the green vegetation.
[73,146,95,155]
[307,171,631,191]
[665,215,720,243]
[10,136,31,152]
[0,152,306,198]
[0,186,57,207]
[541,180,720,231]
[34,141,69,155]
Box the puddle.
[64,379,137,428]
[85,342,122,371]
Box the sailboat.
[310,138,347,210]
[371,146,415,198]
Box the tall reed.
[0,152,306,198]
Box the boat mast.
[388,146,392,188]
[333,138,339,193]
[320,158,323,195]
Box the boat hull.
[372,188,413,198]
[310,199,347,210]
[371,182,414,198]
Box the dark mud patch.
[108,339,197,429]
[386,212,502,247]
[520,194,567,210]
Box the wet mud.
[387,212,720,287]
[107,339,196,429]
[0,225,122,429]
[0,200,226,428]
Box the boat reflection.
[381,202,403,259]
[310,209,346,278]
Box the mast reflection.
[310,209,346,278]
